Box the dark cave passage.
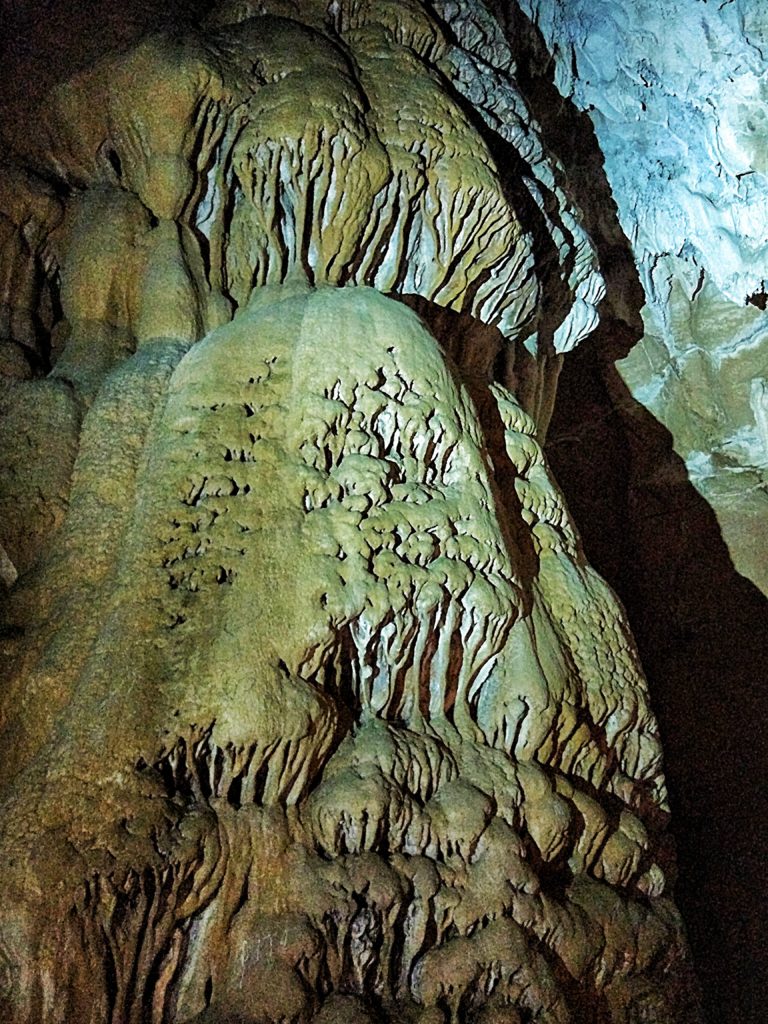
[547,337,768,1024]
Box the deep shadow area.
[547,339,768,1024]
[495,4,768,1021]
[0,0,216,145]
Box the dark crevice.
[105,146,122,180]
[477,6,768,1023]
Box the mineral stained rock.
[0,3,700,1023]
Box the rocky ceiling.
[0,3,766,1024]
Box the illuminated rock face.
[0,3,699,1023]
[518,0,768,595]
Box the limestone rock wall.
[517,0,768,593]
[0,3,700,1023]
[501,6,768,1021]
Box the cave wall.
[516,0,768,595]
[1,1,763,1022]
[500,4,768,1022]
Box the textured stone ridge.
[0,3,699,1023]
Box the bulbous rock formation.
[0,3,700,1022]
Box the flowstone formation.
[0,3,700,1023]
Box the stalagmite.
[0,2,702,1022]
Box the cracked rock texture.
[0,3,706,1023]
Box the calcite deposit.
[0,3,701,1023]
